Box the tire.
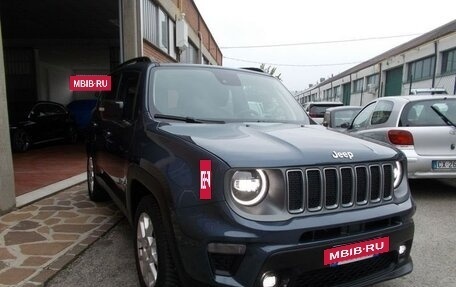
[12,129,31,152]
[87,155,109,202]
[134,195,180,287]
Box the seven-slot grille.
[287,163,394,213]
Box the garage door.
[385,66,403,96]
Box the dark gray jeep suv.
[87,57,415,287]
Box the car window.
[371,100,393,125]
[308,104,342,118]
[333,109,360,128]
[151,67,309,123]
[99,73,121,121]
[309,106,328,118]
[351,102,376,130]
[400,99,456,127]
[117,71,140,121]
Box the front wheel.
[134,196,179,287]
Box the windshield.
[150,67,309,123]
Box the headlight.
[231,169,268,206]
[393,161,403,188]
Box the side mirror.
[28,111,36,120]
[340,122,350,129]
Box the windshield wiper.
[154,114,225,124]
[431,105,456,128]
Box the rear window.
[309,104,343,118]
[400,99,456,127]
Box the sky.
[193,0,456,92]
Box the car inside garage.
[0,0,120,196]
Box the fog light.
[262,272,277,287]
[398,245,407,255]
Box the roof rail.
[112,57,153,71]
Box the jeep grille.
[287,163,394,214]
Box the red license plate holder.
[324,237,389,266]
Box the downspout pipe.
[432,41,438,88]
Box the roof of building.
[311,19,456,90]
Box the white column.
[0,19,17,214]
[121,0,140,61]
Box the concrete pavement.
[0,182,122,286]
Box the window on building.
[442,48,456,74]
[142,0,176,59]
[353,79,363,93]
[408,56,435,81]
[169,19,176,59]
[180,41,198,64]
[334,86,341,98]
[323,89,332,101]
[158,8,169,52]
[142,0,157,45]
[367,74,379,86]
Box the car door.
[96,70,140,202]
[348,100,397,143]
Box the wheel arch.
[127,163,198,286]
[126,163,174,227]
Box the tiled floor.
[13,143,86,196]
[0,183,122,286]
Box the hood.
[158,122,398,168]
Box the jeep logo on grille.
[332,151,354,159]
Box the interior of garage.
[1,0,120,195]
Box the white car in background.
[345,95,456,179]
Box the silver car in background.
[346,95,456,179]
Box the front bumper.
[172,199,415,287]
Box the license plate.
[432,160,456,170]
[324,237,389,266]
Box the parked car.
[409,88,448,95]
[345,95,456,179]
[67,98,97,135]
[323,105,362,130]
[303,101,343,124]
[87,57,414,287]
[9,101,78,152]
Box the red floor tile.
[13,143,86,196]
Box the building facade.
[297,20,456,106]
[0,0,222,213]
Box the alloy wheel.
[137,212,158,287]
